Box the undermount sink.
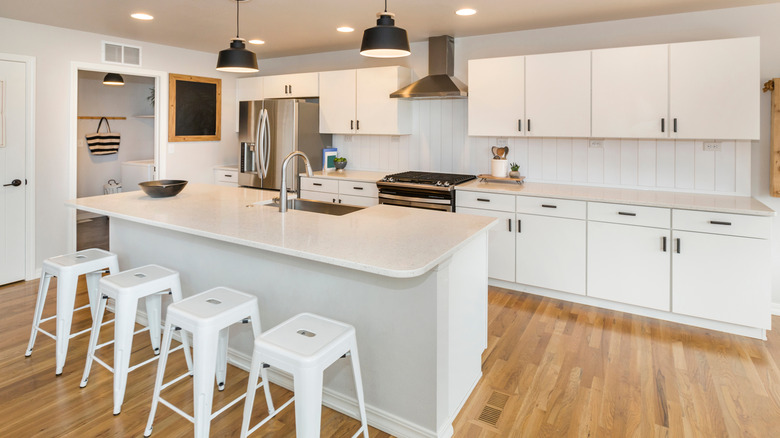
[263,198,364,216]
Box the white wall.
[254,3,780,304]
[77,72,155,197]
[0,17,239,270]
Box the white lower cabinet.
[517,213,586,295]
[300,177,378,207]
[587,221,671,310]
[458,207,515,282]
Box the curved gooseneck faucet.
[279,151,313,212]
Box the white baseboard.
[772,303,780,316]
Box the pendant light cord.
[236,0,240,38]
[384,0,388,13]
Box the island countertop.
[67,184,496,278]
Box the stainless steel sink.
[264,198,364,216]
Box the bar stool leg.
[193,331,219,438]
[349,343,369,438]
[293,368,324,438]
[215,328,229,391]
[54,272,79,375]
[85,271,103,321]
[249,307,275,414]
[168,280,193,371]
[144,294,163,354]
[80,294,109,388]
[112,295,139,415]
[240,352,262,438]
[144,322,175,437]
[25,272,52,357]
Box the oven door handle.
[378,193,452,205]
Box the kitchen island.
[67,184,496,438]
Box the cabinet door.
[356,66,411,135]
[458,207,515,282]
[263,72,319,98]
[237,77,264,101]
[468,57,525,137]
[588,222,670,310]
[319,70,356,134]
[672,230,770,328]
[670,37,759,140]
[525,51,591,137]
[338,194,378,207]
[592,44,668,138]
[300,189,337,203]
[516,214,585,295]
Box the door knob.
[3,179,22,187]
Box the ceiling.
[2,0,779,59]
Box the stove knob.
[443,181,451,187]
[435,181,443,186]
[387,177,394,182]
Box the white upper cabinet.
[236,77,264,102]
[319,66,411,135]
[592,44,668,138]
[669,37,760,140]
[263,72,319,98]
[525,51,591,138]
[468,56,524,137]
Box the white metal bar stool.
[144,287,274,438]
[240,312,369,438]
[80,264,194,415]
[25,248,120,375]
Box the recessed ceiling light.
[131,13,154,20]
[337,26,354,33]
[248,39,265,45]
[455,8,477,16]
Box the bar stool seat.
[240,312,369,438]
[80,264,193,415]
[144,287,273,438]
[25,248,119,375]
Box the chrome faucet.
[279,151,313,212]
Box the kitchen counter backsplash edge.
[456,180,774,217]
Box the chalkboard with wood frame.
[764,79,780,197]
[168,73,221,142]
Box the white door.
[458,207,515,282]
[670,37,760,140]
[525,51,591,138]
[587,221,671,310]
[319,69,356,134]
[592,44,669,138]
[468,56,525,137]
[0,60,26,285]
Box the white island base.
[110,217,487,438]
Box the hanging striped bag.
[85,117,120,155]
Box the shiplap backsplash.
[333,100,751,196]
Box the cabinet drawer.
[673,209,770,239]
[588,202,670,228]
[339,180,378,198]
[457,191,515,212]
[300,177,338,193]
[214,169,238,184]
[516,196,586,220]
[339,194,378,207]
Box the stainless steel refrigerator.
[238,99,331,191]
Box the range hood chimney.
[390,35,467,99]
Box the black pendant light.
[360,0,410,58]
[102,73,124,86]
[216,0,258,73]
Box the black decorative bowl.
[138,180,188,198]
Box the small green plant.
[147,88,155,106]
[510,162,519,171]
[334,157,347,163]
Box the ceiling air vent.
[102,41,142,66]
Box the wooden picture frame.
[168,73,221,142]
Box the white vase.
[491,159,508,177]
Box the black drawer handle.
[618,212,636,216]
[224,174,233,178]
[541,204,557,209]
[662,236,667,252]
[353,186,364,190]
[476,198,491,202]
[312,183,322,186]
[709,220,732,226]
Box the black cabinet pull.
[541,204,557,209]
[313,183,322,186]
[618,212,636,216]
[353,186,364,190]
[676,238,681,254]
[709,220,732,226]
[673,118,678,133]
[289,85,292,94]
[476,198,491,202]
[356,120,360,130]
[338,199,342,203]
[662,236,667,252]
[517,219,522,233]
[350,120,354,130]
[527,119,531,132]
[518,120,522,132]
[284,85,288,94]
[508,218,512,232]
[332,198,336,203]
[224,174,232,178]
[661,118,665,133]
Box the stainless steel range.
[376,171,477,212]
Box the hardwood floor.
[2,274,780,437]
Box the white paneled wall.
[333,100,751,196]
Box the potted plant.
[509,162,521,178]
[334,156,347,171]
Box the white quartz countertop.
[457,180,774,216]
[67,184,495,278]
[304,170,387,182]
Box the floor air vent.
[477,391,511,427]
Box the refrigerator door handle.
[262,108,271,178]
[254,106,263,178]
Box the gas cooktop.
[379,171,476,188]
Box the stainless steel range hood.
[390,35,467,99]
